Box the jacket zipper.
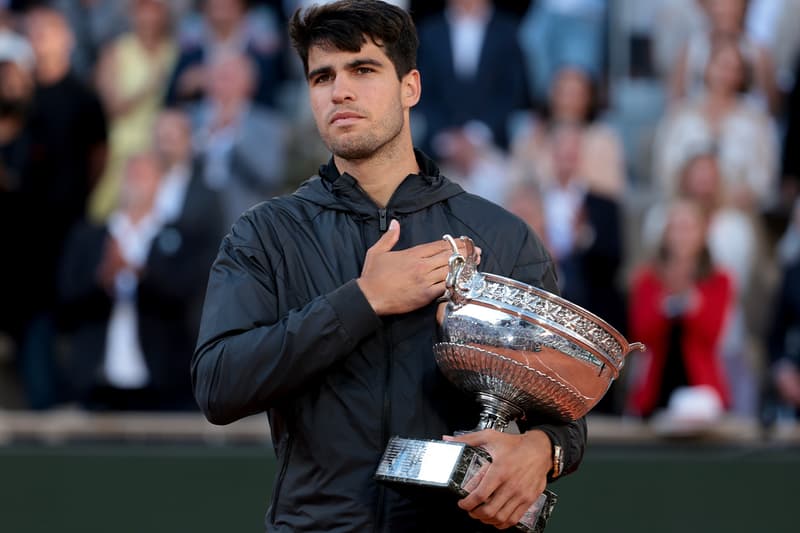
[378,208,388,232]
[374,207,392,532]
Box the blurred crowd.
[1,0,800,432]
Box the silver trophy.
[375,235,645,532]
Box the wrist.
[523,429,555,474]
[356,277,384,316]
[526,428,563,479]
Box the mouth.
[329,111,365,125]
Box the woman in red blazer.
[628,199,734,417]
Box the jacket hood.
[293,149,464,218]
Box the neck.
[213,23,240,43]
[137,30,163,52]
[36,61,69,85]
[333,131,419,208]
[125,206,152,225]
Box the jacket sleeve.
[191,216,382,425]
[511,227,587,479]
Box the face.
[680,155,721,204]
[663,201,707,257]
[154,111,192,164]
[205,0,244,30]
[207,53,254,105]
[705,43,746,94]
[704,0,747,35]
[0,62,33,102]
[551,68,591,123]
[121,155,162,213]
[26,11,73,65]
[132,0,170,36]
[307,40,420,161]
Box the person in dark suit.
[16,6,108,409]
[58,136,223,411]
[415,0,529,156]
[164,0,285,109]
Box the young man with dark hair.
[192,1,586,531]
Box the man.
[415,0,529,155]
[192,1,586,531]
[165,0,284,109]
[15,6,107,409]
[59,145,221,410]
[191,49,288,231]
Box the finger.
[413,239,456,258]
[507,499,535,530]
[423,261,450,281]
[461,462,488,493]
[370,219,400,253]
[427,280,446,297]
[490,490,528,529]
[446,429,494,448]
[467,479,516,523]
[414,238,475,259]
[458,466,501,512]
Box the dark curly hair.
[289,0,418,80]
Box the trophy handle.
[442,234,479,306]
[627,342,646,354]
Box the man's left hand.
[444,429,553,529]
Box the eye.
[355,66,374,75]
[311,73,332,85]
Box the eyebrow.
[308,57,385,81]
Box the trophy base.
[375,436,557,533]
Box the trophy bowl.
[435,235,645,426]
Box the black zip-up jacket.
[192,151,587,532]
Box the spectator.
[537,125,625,333]
[518,0,607,106]
[627,199,734,419]
[669,0,779,113]
[13,6,108,409]
[654,37,779,211]
[165,0,285,109]
[643,152,761,416]
[59,146,222,411]
[90,0,177,222]
[511,64,626,200]
[415,0,528,155]
[50,0,130,80]
[192,49,288,230]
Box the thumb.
[371,219,400,253]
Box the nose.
[331,75,355,103]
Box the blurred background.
[0,0,799,531]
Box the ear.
[401,69,421,108]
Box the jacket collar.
[296,149,463,217]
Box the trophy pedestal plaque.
[375,235,644,532]
[376,436,557,533]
